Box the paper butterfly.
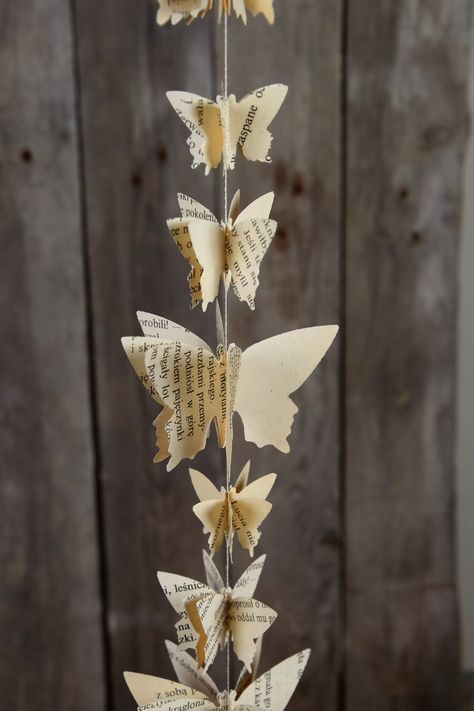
[124,643,310,711]
[121,312,338,470]
[167,84,288,174]
[190,461,276,556]
[167,190,277,310]
[158,551,276,670]
[156,0,275,26]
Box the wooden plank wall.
[0,1,470,710]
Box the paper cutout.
[121,313,338,470]
[156,0,275,26]
[158,551,276,670]
[168,191,276,310]
[190,461,276,556]
[124,647,310,711]
[167,85,288,174]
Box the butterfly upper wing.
[165,640,220,700]
[123,671,207,707]
[230,477,276,555]
[234,326,339,452]
[202,549,225,591]
[137,312,211,350]
[234,191,274,223]
[233,555,266,598]
[238,649,311,711]
[190,469,221,501]
[226,217,277,309]
[167,91,223,173]
[157,571,214,613]
[228,85,288,164]
[244,0,274,23]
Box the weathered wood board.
[0,1,105,709]
[345,1,471,709]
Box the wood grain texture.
[222,3,343,709]
[345,2,471,709]
[0,1,105,709]
[73,2,225,708]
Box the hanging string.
[222,4,232,698]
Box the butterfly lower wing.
[235,326,339,452]
[165,640,220,699]
[238,649,311,711]
[226,217,277,309]
[229,85,288,164]
[194,500,228,555]
[228,598,277,670]
[145,341,227,470]
[186,593,226,669]
[188,220,226,310]
[244,0,274,23]
[156,0,208,25]
[123,671,208,707]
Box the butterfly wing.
[233,555,266,598]
[185,591,226,669]
[137,312,211,349]
[167,91,223,173]
[156,0,208,25]
[123,671,208,707]
[187,220,226,310]
[228,598,277,670]
[231,474,276,555]
[226,216,277,309]
[157,571,214,614]
[244,0,274,23]
[144,340,227,470]
[168,195,219,309]
[235,326,339,452]
[238,649,311,711]
[228,84,288,164]
[165,640,220,699]
[190,471,227,555]
[234,191,274,222]
[202,549,225,591]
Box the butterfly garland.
[122,2,338,709]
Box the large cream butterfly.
[124,642,310,711]
[156,0,275,26]
[167,190,276,310]
[167,84,288,174]
[158,551,276,670]
[121,312,338,470]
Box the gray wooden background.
[1,1,472,710]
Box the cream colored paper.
[168,191,276,311]
[190,461,276,556]
[157,552,276,671]
[124,648,309,711]
[121,313,338,470]
[167,85,288,174]
[156,0,274,26]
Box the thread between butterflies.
[222,5,232,698]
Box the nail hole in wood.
[157,146,168,162]
[131,171,142,187]
[20,148,33,163]
[399,186,410,201]
[411,230,422,245]
[292,172,305,196]
[275,226,288,251]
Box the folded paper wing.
[167,85,287,173]
[165,640,220,698]
[235,325,339,452]
[156,0,274,26]
[190,462,276,556]
[237,649,311,711]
